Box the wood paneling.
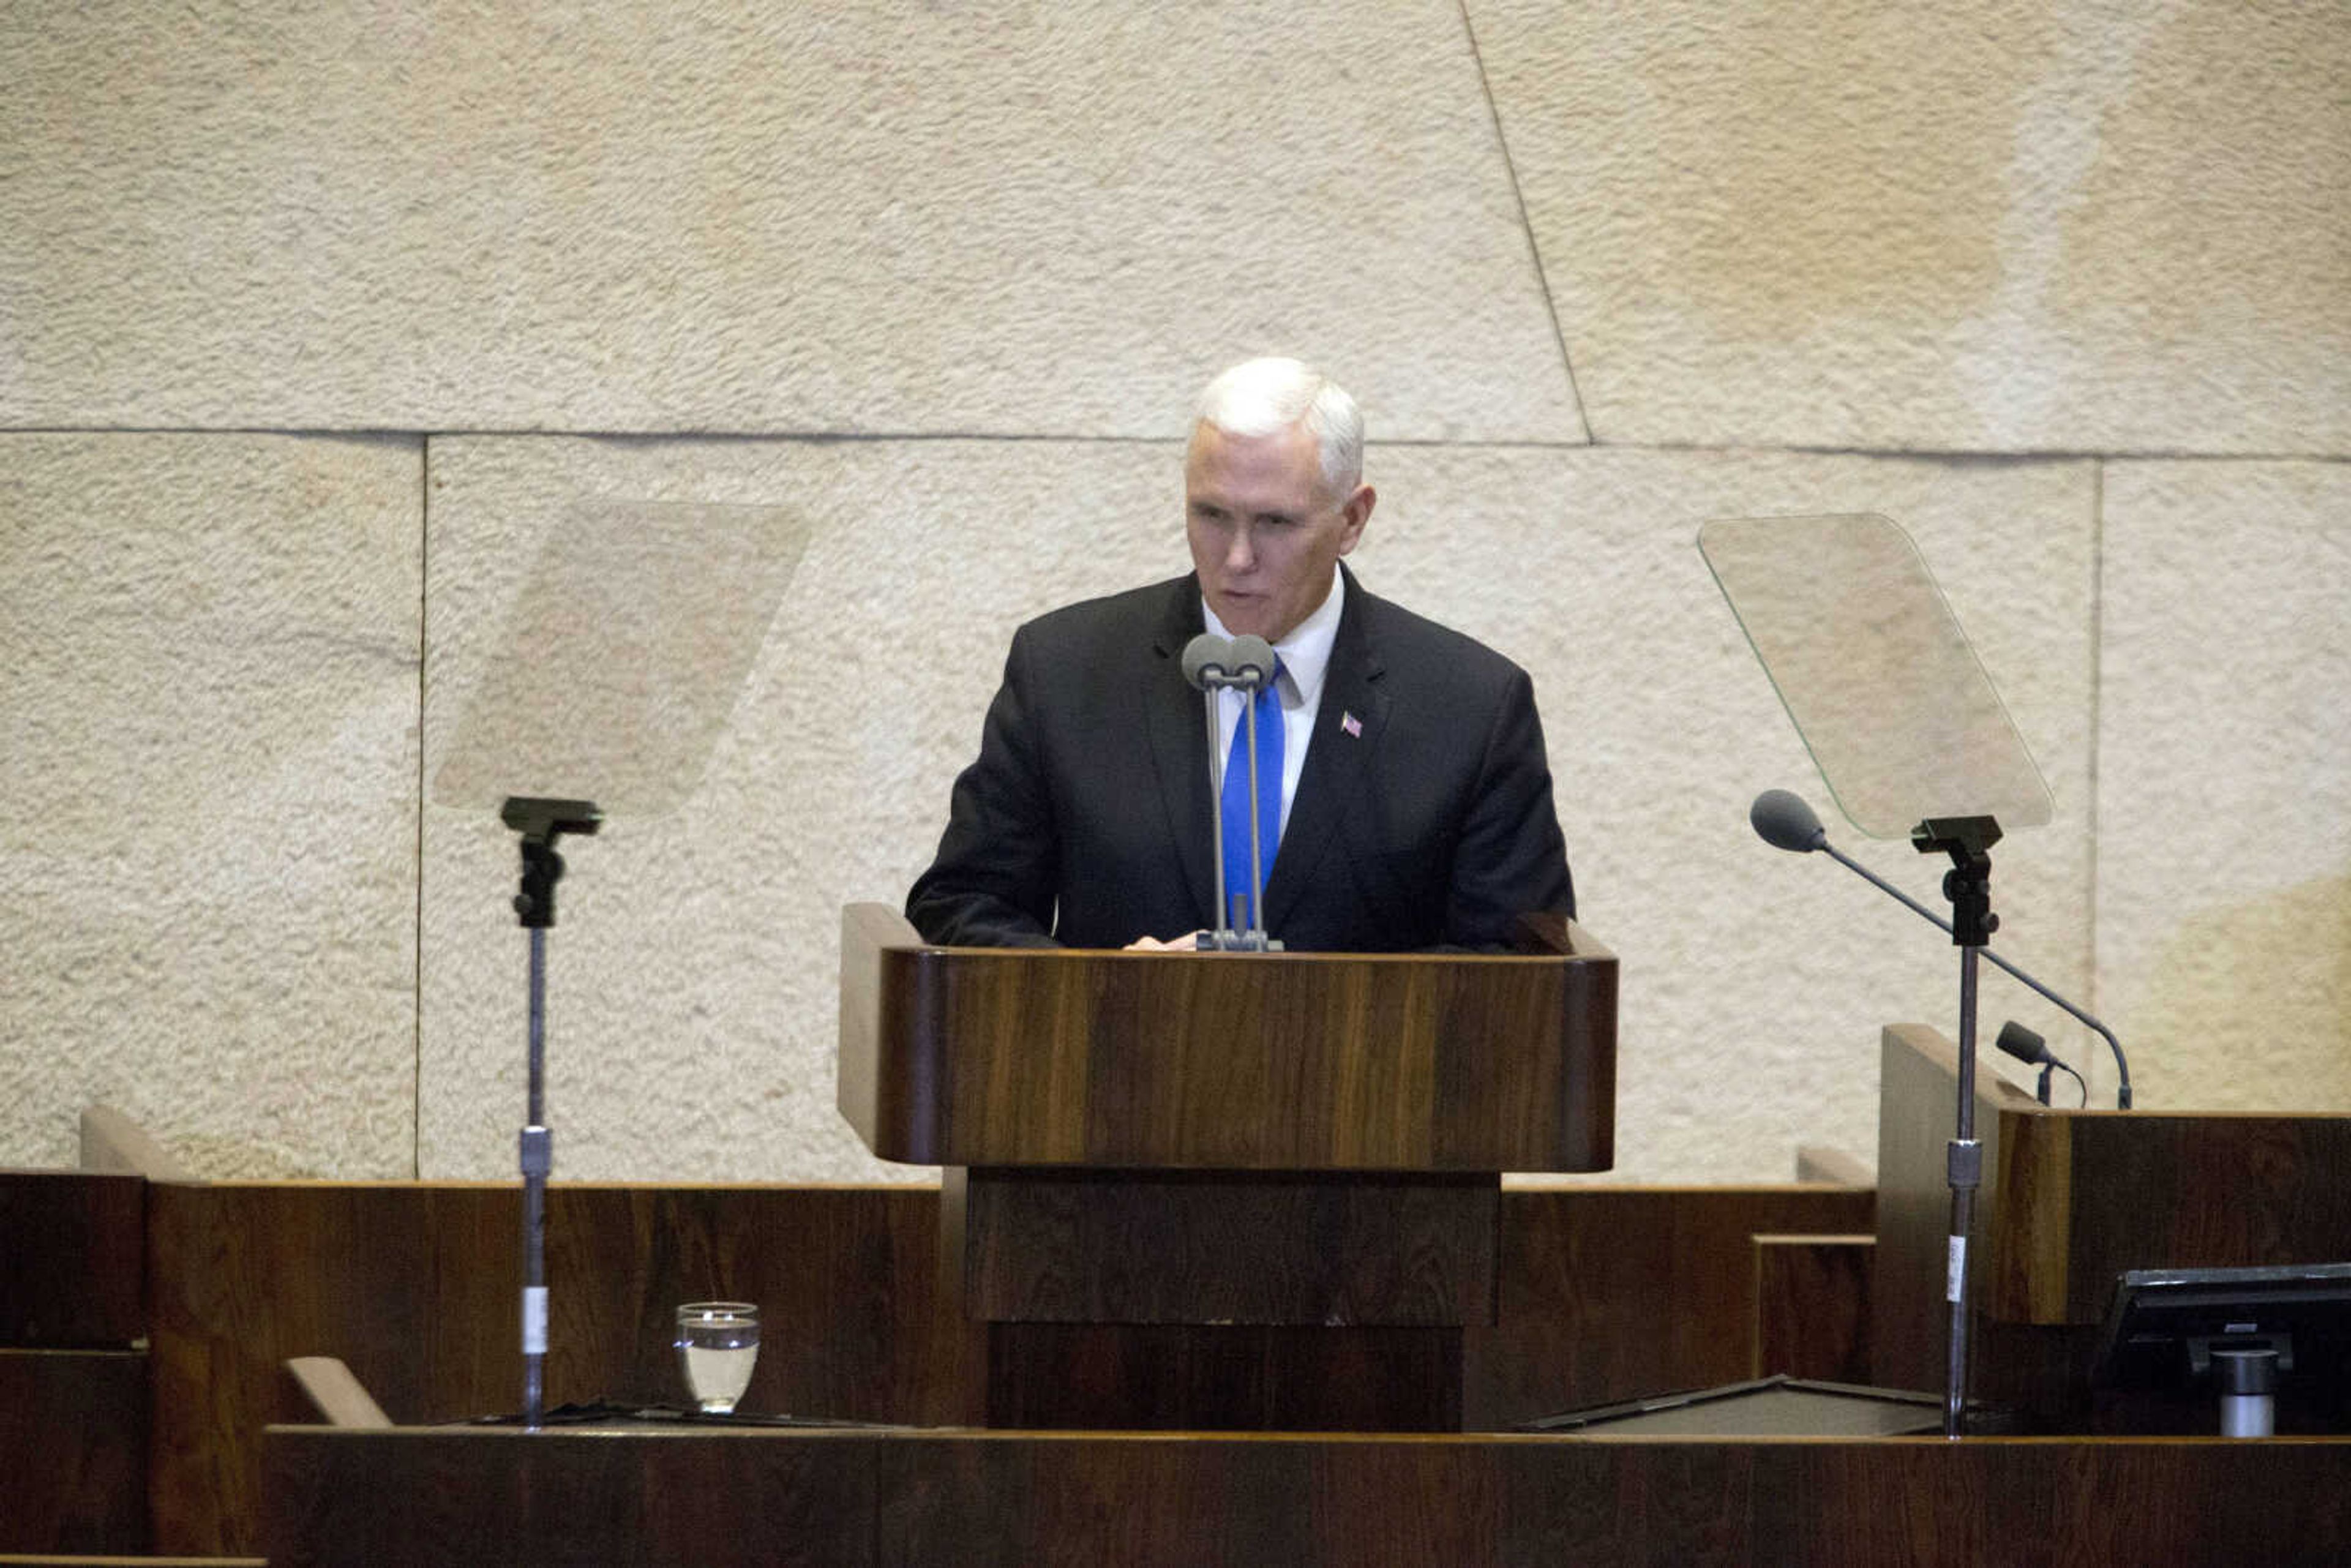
[2008,1111,2351,1324]
[0,1348,148,1555]
[144,1182,943,1556]
[0,1559,262,1566]
[1747,1437,2351,1567]
[959,1169,1496,1325]
[541,1185,947,1418]
[1463,1185,1875,1427]
[950,1169,1493,1430]
[984,1325,1463,1433]
[1753,1236,1874,1384]
[0,1170,149,1558]
[131,1177,1885,1550]
[838,904,1617,1171]
[263,1427,876,1568]
[263,1425,2351,1568]
[1874,1023,2351,1417]
[0,1169,144,1346]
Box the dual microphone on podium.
[1182,632,1282,952]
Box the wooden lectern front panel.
[838,904,1617,1172]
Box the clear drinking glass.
[675,1301,759,1414]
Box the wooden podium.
[836,904,1618,1431]
[1873,1021,2351,1430]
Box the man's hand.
[1123,932,1206,951]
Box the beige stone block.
[0,434,421,1176]
[1368,448,2101,1173]
[2,2,1577,441]
[1469,0,2349,453]
[2096,460,2351,1112]
[418,434,1187,1182]
[420,435,2093,1184]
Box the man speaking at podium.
[906,356,1573,951]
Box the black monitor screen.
[2093,1262,2351,1418]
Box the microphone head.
[1751,789,1828,853]
[1995,1020,2053,1067]
[1226,635,1277,689]
[1180,633,1232,692]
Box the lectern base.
[942,1166,1495,1432]
[987,1322,1463,1432]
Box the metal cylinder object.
[2214,1346,2279,1439]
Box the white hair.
[1193,357,1364,497]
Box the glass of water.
[675,1301,759,1414]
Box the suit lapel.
[1143,577,1218,928]
[1264,569,1387,934]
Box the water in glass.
[675,1301,759,1414]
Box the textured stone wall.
[3,1,2342,1181]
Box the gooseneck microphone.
[1750,789,2133,1108]
[1994,1020,2086,1106]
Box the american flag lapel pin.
[1340,710,1362,738]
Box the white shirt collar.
[1199,565,1344,708]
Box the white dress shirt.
[1199,565,1344,838]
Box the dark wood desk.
[108,1177,1864,1555]
[263,1423,2351,1568]
[1873,1023,2351,1428]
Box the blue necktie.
[1220,662,1283,929]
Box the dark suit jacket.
[905,566,1573,950]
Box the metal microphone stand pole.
[1198,682,1237,951]
[1913,814,2000,1439]
[1240,669,1270,949]
[500,796,602,1430]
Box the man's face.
[1183,419,1373,642]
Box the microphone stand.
[1198,680,1239,951]
[1238,665,1273,948]
[500,795,601,1430]
[1913,814,1999,1439]
[1183,634,1280,953]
